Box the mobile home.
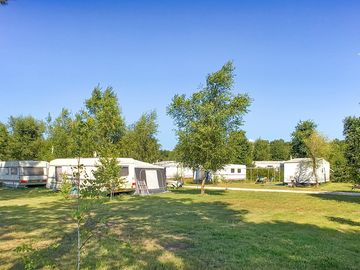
[154,161,194,179]
[253,161,285,169]
[194,164,247,182]
[0,161,49,187]
[283,158,330,185]
[47,158,166,194]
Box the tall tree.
[253,139,270,161]
[46,108,75,159]
[8,116,45,160]
[168,61,251,194]
[343,116,360,183]
[304,131,329,187]
[328,139,350,182]
[291,120,317,158]
[0,122,10,160]
[270,139,290,161]
[120,111,160,162]
[228,130,253,165]
[85,86,126,156]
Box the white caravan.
[0,161,49,187]
[154,161,194,179]
[194,164,247,182]
[47,158,166,194]
[283,158,330,185]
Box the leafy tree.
[291,120,317,158]
[158,149,176,161]
[120,111,160,162]
[168,61,251,194]
[46,108,76,159]
[304,131,329,187]
[85,86,126,155]
[93,157,124,200]
[8,116,45,160]
[328,139,350,182]
[0,122,10,160]
[228,130,253,165]
[343,116,360,183]
[253,139,270,161]
[270,139,290,161]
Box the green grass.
[0,187,360,269]
[187,181,360,192]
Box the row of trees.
[0,87,161,163]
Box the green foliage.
[85,86,126,155]
[15,243,36,270]
[93,157,124,200]
[60,173,73,199]
[158,149,176,161]
[328,139,351,182]
[0,122,10,160]
[46,108,76,159]
[343,116,360,183]
[291,120,317,158]
[253,139,270,161]
[8,116,46,160]
[228,130,253,165]
[167,61,251,178]
[270,139,290,161]
[246,167,283,182]
[120,111,160,162]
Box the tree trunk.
[200,177,206,195]
[77,214,81,270]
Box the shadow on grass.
[310,194,360,205]
[170,188,227,196]
[0,186,52,201]
[327,217,360,227]
[3,189,360,269]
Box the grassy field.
[0,187,360,269]
[187,181,360,192]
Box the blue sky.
[0,0,359,149]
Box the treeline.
[0,86,162,163]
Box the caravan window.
[23,167,44,176]
[121,166,129,176]
[11,168,18,175]
[231,168,235,173]
[0,168,9,175]
[238,169,241,173]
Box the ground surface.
[187,181,360,192]
[0,187,360,269]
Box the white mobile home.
[47,158,166,194]
[154,161,194,179]
[283,158,330,185]
[194,164,246,182]
[0,161,49,187]
[214,164,246,180]
[253,161,285,169]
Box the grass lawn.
[187,181,360,193]
[0,187,360,269]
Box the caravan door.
[145,170,159,190]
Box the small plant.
[15,243,36,270]
[60,173,73,199]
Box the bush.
[60,173,73,199]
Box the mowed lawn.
[0,187,360,269]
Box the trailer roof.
[49,158,164,169]
[0,161,49,167]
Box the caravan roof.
[0,160,48,167]
[50,158,164,169]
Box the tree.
[270,139,290,161]
[291,120,317,158]
[0,122,10,160]
[8,116,45,160]
[46,108,76,159]
[228,130,253,165]
[120,111,160,163]
[328,139,350,182]
[93,157,124,200]
[343,116,360,183]
[85,86,126,156]
[304,131,329,187]
[253,139,270,161]
[158,149,176,161]
[168,61,251,194]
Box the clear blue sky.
[0,0,359,150]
